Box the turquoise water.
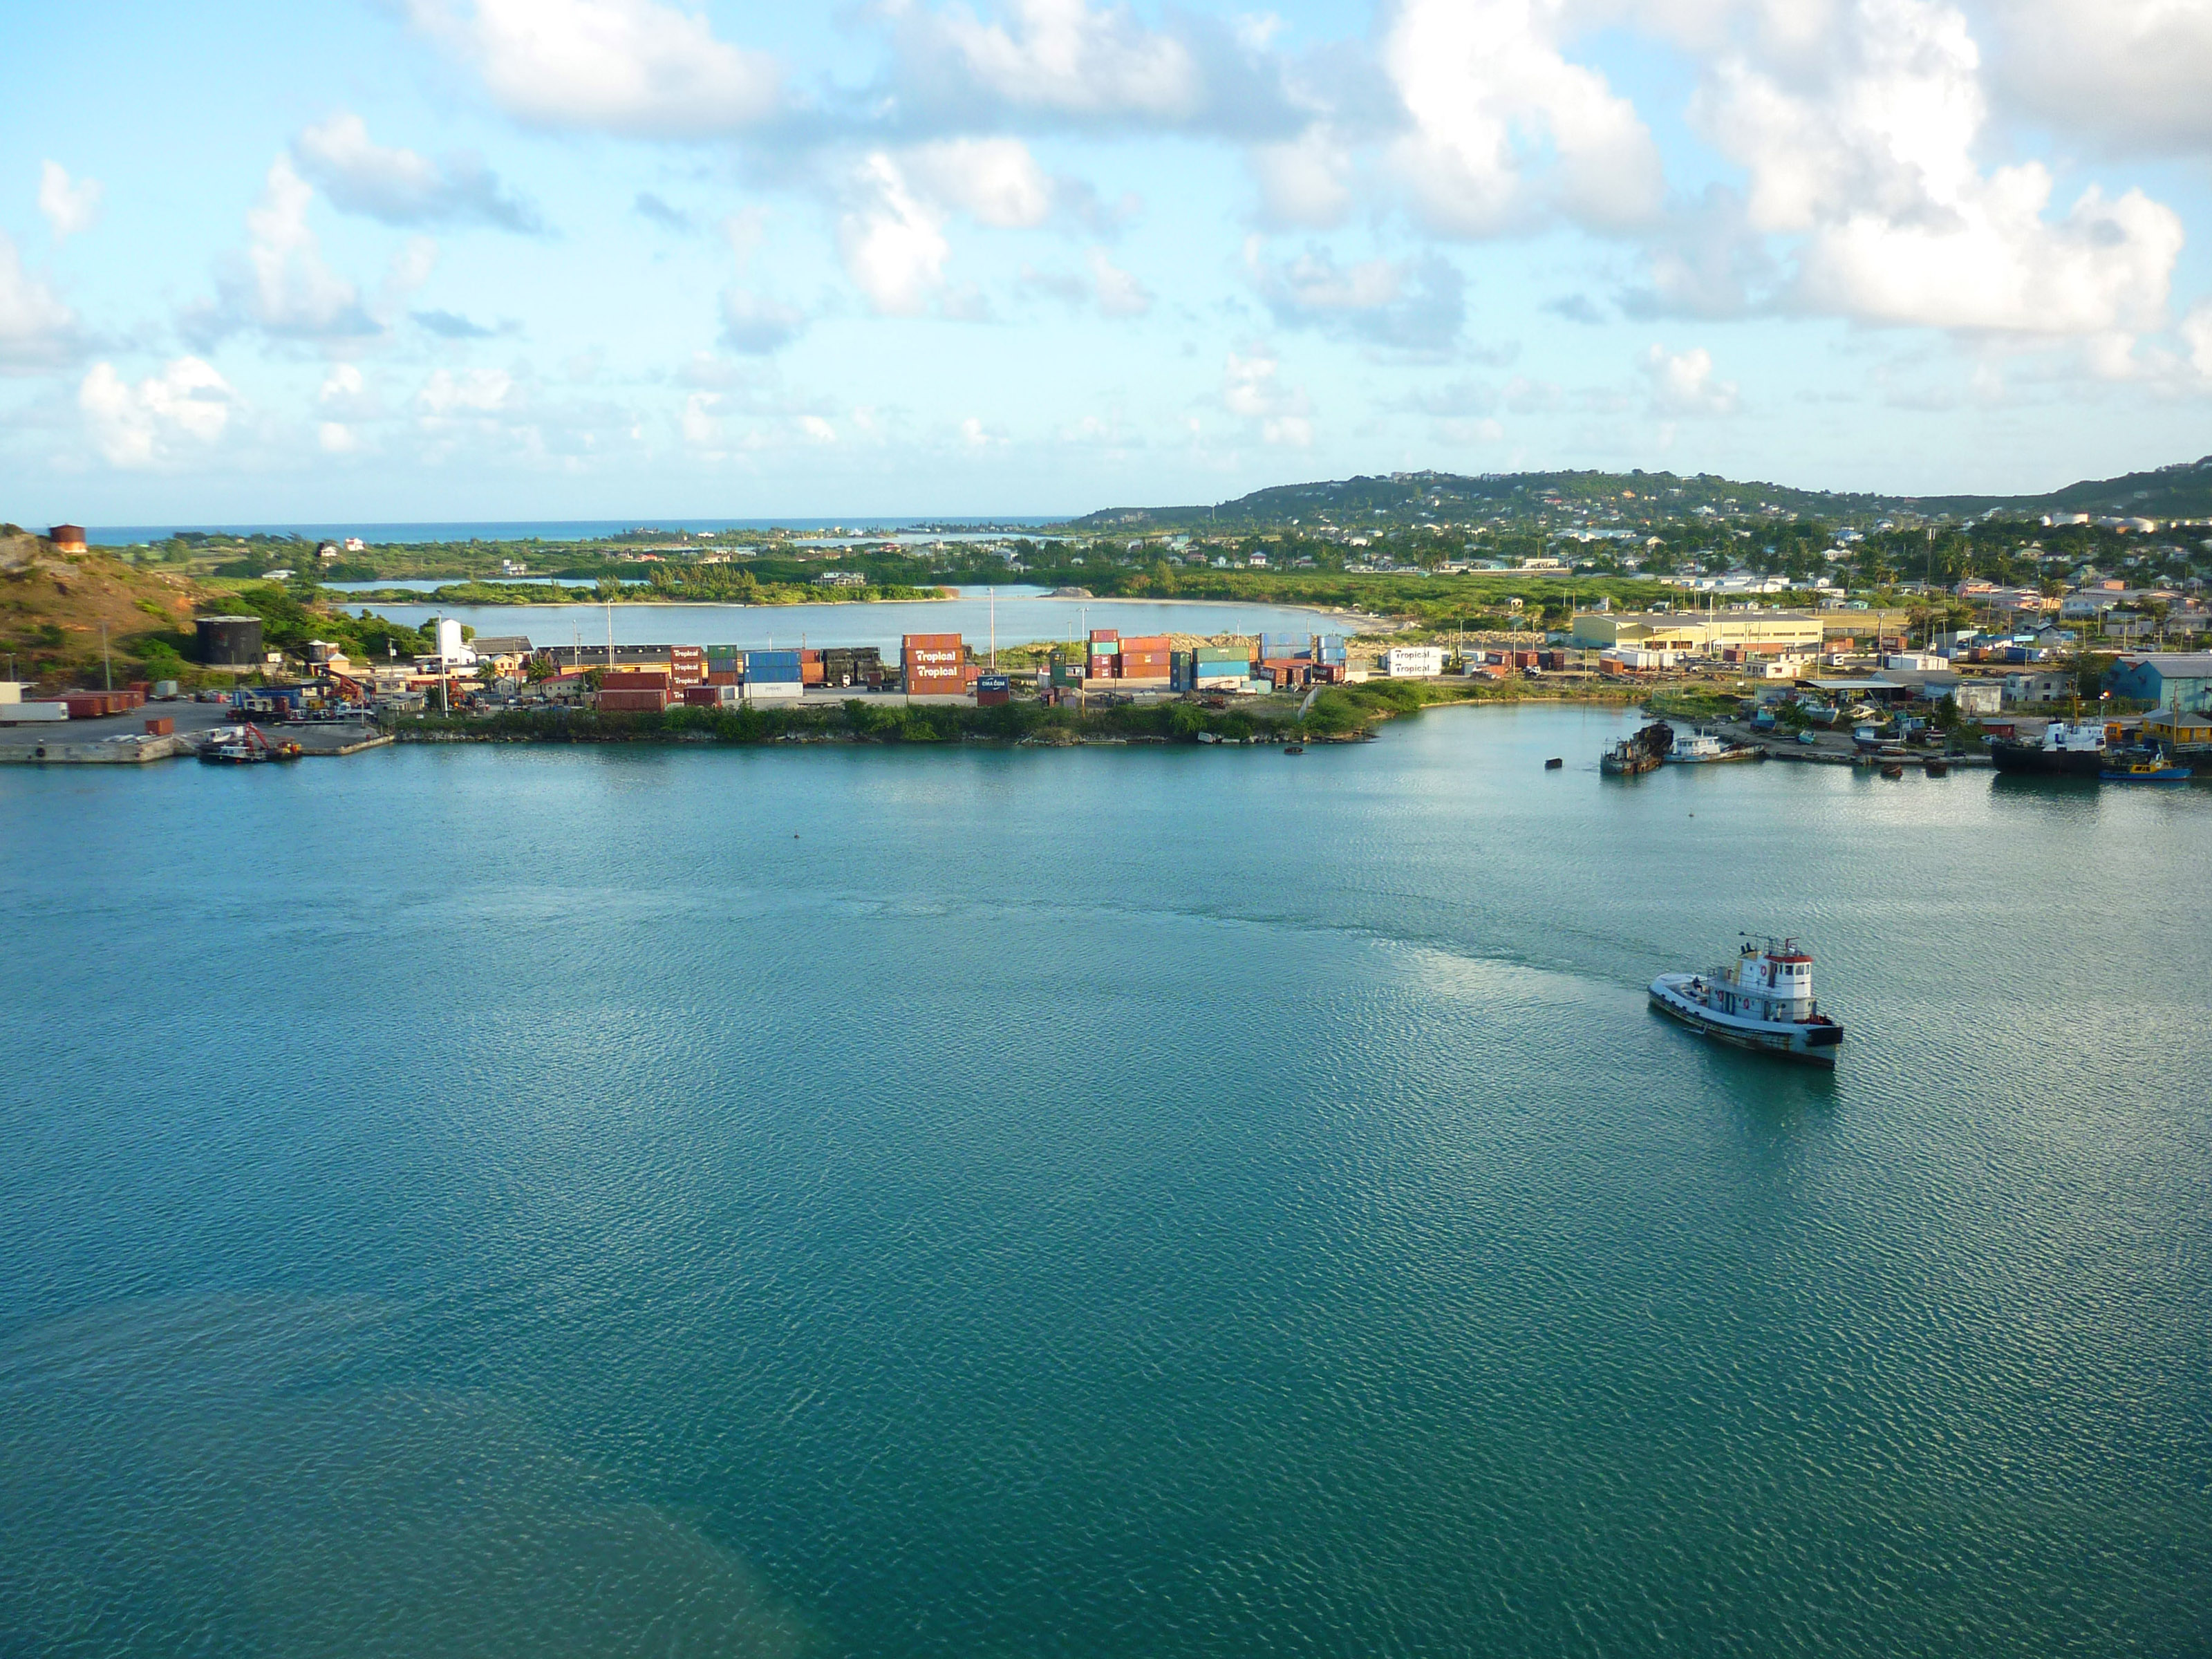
[2,705,2207,1657]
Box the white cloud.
[721,288,807,354]
[682,391,723,448]
[1383,0,1665,235]
[1640,344,1738,415]
[415,366,514,418]
[958,415,1007,447]
[903,139,1057,228]
[293,113,542,232]
[1248,126,1356,229]
[798,414,837,443]
[1246,241,1465,353]
[79,357,236,469]
[38,162,104,241]
[319,420,360,453]
[0,233,79,371]
[896,0,1206,121]
[191,156,379,344]
[408,0,782,137]
[2184,301,2212,382]
[838,153,950,317]
[1087,247,1150,317]
[1987,0,2212,158]
[1223,345,1313,445]
[1693,0,2184,335]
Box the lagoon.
[1,704,2206,1657]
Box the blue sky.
[4,0,2211,523]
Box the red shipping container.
[144,715,174,735]
[800,649,823,664]
[682,685,737,707]
[1119,635,1170,653]
[597,689,668,712]
[601,669,671,691]
[706,671,741,686]
[802,662,826,686]
[1088,629,1119,643]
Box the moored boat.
[1991,720,2104,777]
[1650,937,1844,1067]
[1665,729,1763,765]
[2101,753,2190,782]
[1600,721,1671,775]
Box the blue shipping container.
[747,650,802,673]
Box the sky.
[4,0,2212,524]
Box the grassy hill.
[0,526,208,691]
[1919,455,2212,519]
[1067,457,2212,532]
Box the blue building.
[2104,653,2212,715]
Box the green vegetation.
[393,674,1638,749]
[200,582,431,663]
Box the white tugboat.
[1649,937,1844,1067]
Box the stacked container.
[1261,633,1312,662]
[901,634,966,695]
[801,650,826,687]
[599,668,671,713]
[743,650,805,702]
[669,644,706,685]
[975,674,1011,707]
[706,645,742,685]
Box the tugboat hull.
[1649,974,1842,1068]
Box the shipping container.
[1088,629,1119,644]
[0,702,68,723]
[597,689,668,712]
[601,668,671,691]
[1118,635,1170,653]
[144,716,174,736]
[682,684,739,707]
[706,671,741,686]
[802,661,826,686]
[742,681,805,702]
[747,650,803,677]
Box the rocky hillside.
[0,526,208,691]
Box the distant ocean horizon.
[86,517,1078,547]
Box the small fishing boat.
[1650,937,1844,1067]
[1284,744,1304,755]
[1923,759,1950,778]
[1880,760,1905,779]
[1544,756,1563,769]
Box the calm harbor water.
[346,588,1345,653]
[2,704,2207,1658]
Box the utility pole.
[102,623,111,691]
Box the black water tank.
[197,614,263,668]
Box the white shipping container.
[1383,646,1446,678]
[742,681,806,702]
[0,681,19,703]
[0,702,70,723]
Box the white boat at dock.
[1649,937,1844,1067]
[1664,730,1763,765]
